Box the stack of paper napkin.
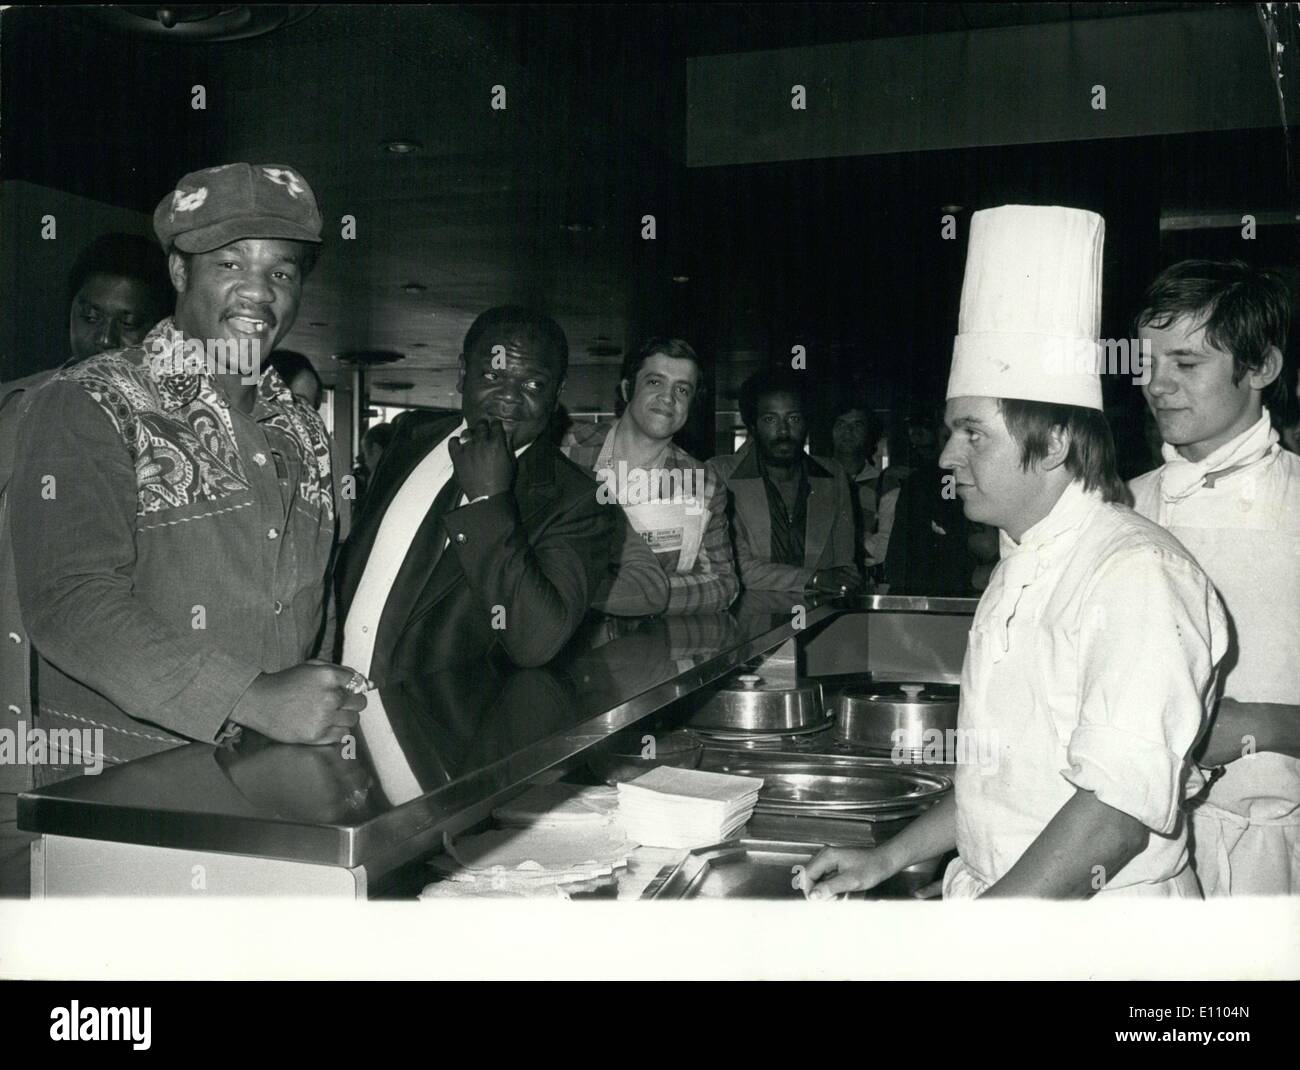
[615,767,763,848]
[423,824,635,898]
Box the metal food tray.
[642,839,866,900]
[699,752,951,814]
[687,720,832,743]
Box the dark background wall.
[2,4,1296,464]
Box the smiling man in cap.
[10,163,366,777]
[807,205,1229,899]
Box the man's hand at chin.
[449,417,516,499]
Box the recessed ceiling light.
[562,221,595,233]
[381,139,423,155]
[402,282,427,294]
[671,275,690,284]
[941,204,964,214]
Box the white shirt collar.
[1158,408,1277,501]
[998,478,1101,559]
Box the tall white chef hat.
[947,205,1105,411]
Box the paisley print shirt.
[10,318,338,762]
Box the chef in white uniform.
[1129,259,1300,896]
[806,205,1228,899]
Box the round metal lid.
[841,682,958,706]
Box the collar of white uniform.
[980,480,1102,662]
[1158,408,1277,502]
[998,477,1102,562]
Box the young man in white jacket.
[1129,259,1300,896]
[806,206,1228,899]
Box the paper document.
[623,498,707,574]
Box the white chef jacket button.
[7,632,20,644]
[273,600,283,615]
[455,532,467,544]
[361,625,370,634]
[253,452,267,466]
[267,527,280,540]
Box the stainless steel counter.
[19,594,849,888]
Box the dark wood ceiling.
[4,3,1291,414]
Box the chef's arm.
[880,792,957,870]
[981,787,1149,899]
[805,794,955,898]
[1196,699,1300,766]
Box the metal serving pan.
[699,753,951,814]
[687,674,826,732]
[642,839,867,900]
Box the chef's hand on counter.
[805,795,958,899]
[449,417,516,500]
[229,660,366,745]
[805,566,865,597]
[803,846,900,899]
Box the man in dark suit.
[336,306,612,684]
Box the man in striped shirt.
[560,338,738,615]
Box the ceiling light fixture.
[76,5,316,42]
[671,275,690,283]
[402,282,427,294]
[382,140,423,156]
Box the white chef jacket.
[942,479,1228,898]
[1130,410,1300,896]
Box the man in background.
[561,337,735,614]
[268,349,324,410]
[351,421,396,504]
[709,367,861,595]
[1,230,174,892]
[863,412,941,576]
[1130,259,1300,896]
[65,231,173,365]
[828,401,881,570]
